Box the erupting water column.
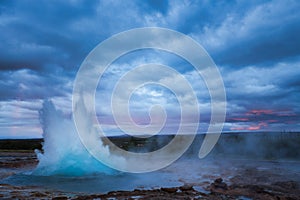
[33,100,117,176]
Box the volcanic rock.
[179,184,194,191]
[210,177,228,193]
[161,187,178,193]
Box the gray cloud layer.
[0,0,299,137]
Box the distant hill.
[0,139,43,151]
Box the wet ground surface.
[0,151,300,199]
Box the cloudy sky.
[0,0,299,138]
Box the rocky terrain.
[0,177,299,199]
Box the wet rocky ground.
[1,133,300,199]
[0,151,300,200]
[0,151,37,180]
[0,177,299,199]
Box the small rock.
[30,191,47,197]
[210,178,228,191]
[52,196,68,200]
[179,184,194,191]
[161,187,178,193]
[214,178,223,184]
[274,181,298,190]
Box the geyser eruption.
[33,100,121,176]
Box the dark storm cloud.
[0,0,156,72]
[1,0,299,71]
[220,58,300,131]
[0,69,71,100]
[0,0,100,71]
[170,1,261,34]
[0,0,299,137]
[216,23,300,67]
[196,0,300,67]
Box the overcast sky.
[0,0,299,138]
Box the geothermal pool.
[1,156,235,193]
